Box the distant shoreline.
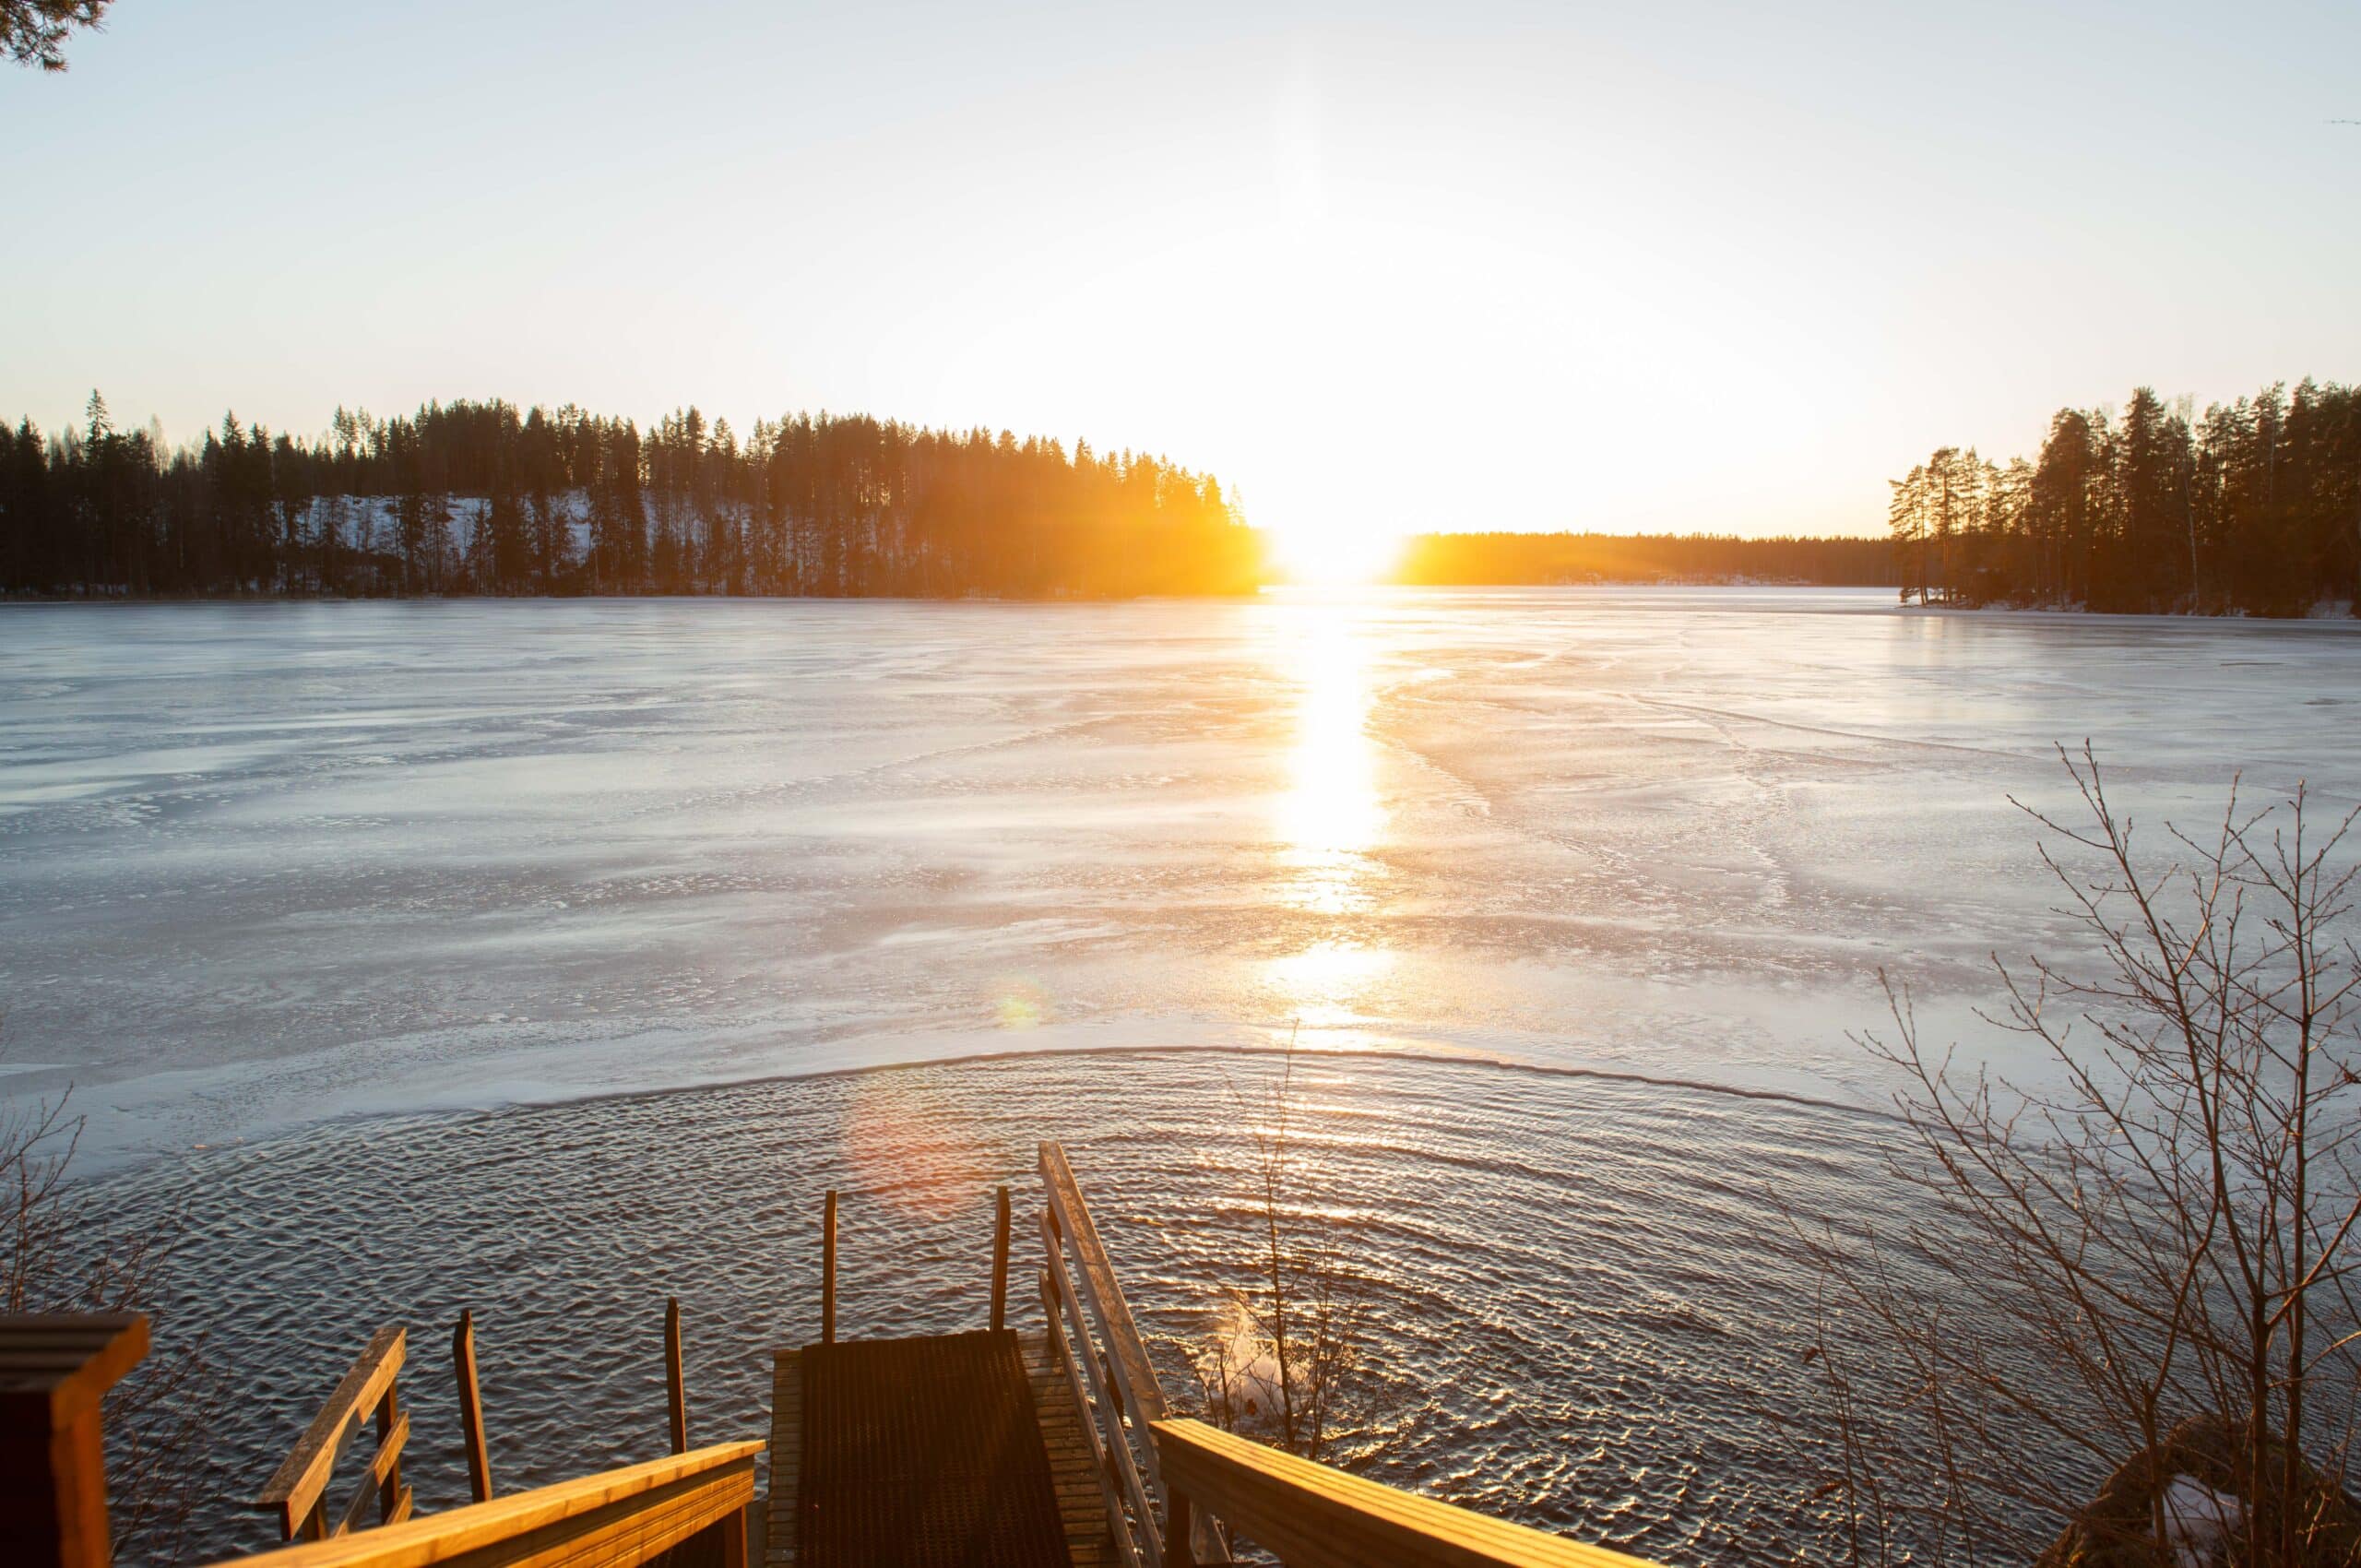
[1899,596,2359,624]
[10,581,2355,617]
[3,578,1890,606]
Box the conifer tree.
[2,0,108,72]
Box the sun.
[1266,517,1406,587]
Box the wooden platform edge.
[763,1349,801,1568]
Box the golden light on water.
[1265,939,1394,1028]
[1274,600,1385,915]
[1267,598,1393,1027]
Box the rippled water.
[115,1050,1900,1563]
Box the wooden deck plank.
[765,1333,1105,1568]
[792,1331,1064,1567]
[1020,1331,1110,1568]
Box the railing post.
[376,1373,403,1525]
[665,1296,689,1455]
[0,1313,148,1568]
[1167,1487,1196,1568]
[822,1189,837,1345]
[719,1503,750,1568]
[991,1184,1011,1332]
[454,1309,493,1503]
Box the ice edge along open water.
[5,587,2361,1562]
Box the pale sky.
[3,0,2355,546]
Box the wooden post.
[665,1296,688,1455]
[822,1189,837,1346]
[0,1313,148,1568]
[1167,1487,1196,1568]
[991,1184,1011,1332]
[376,1375,403,1526]
[720,1503,750,1568]
[453,1309,493,1503]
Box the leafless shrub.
[1180,1044,1370,1465]
[1801,746,2361,1566]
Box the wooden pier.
[765,1146,1165,1567]
[8,1143,1670,1568]
[769,1331,1109,1558]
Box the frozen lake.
[5,588,2356,1167]
[6,588,2360,1561]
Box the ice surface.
[3,587,2357,1170]
[2159,1475,2241,1568]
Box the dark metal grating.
[797,1328,1074,1568]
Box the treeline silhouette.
[1892,378,2361,615]
[0,394,1261,599]
[1394,531,1895,587]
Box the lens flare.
[993,976,1049,1030]
[838,1075,993,1220]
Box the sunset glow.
[1269,519,1406,587]
[11,6,2348,546]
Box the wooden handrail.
[1039,1143,1171,1441]
[1039,1208,1162,1562]
[1151,1420,1668,1568]
[213,1440,762,1568]
[1038,1140,1227,1568]
[255,1325,409,1540]
[452,1313,492,1504]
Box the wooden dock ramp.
[769,1331,1109,1568]
[767,1329,1098,1567]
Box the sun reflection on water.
[1274,600,1385,914]
[1264,939,1394,1027]
[1267,598,1392,1026]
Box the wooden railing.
[1038,1147,1675,1568]
[1037,1139,1224,1568]
[255,1325,413,1542]
[1153,1419,1667,1568]
[0,1312,150,1568]
[212,1441,761,1568]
